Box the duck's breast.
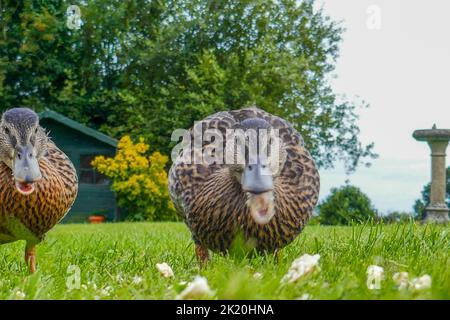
[0,144,78,243]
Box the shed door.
[63,154,116,223]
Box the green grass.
[0,222,448,299]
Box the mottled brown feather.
[169,107,320,253]
[0,140,78,245]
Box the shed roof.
[39,109,118,148]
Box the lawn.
[0,222,448,299]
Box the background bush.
[318,185,378,225]
[381,211,414,224]
[92,136,177,221]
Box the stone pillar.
[413,126,450,223]
[426,140,449,223]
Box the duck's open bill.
[13,144,41,195]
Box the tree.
[0,0,166,124]
[413,166,450,219]
[0,0,377,172]
[318,185,378,225]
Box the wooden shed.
[38,110,118,223]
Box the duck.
[0,108,78,272]
[169,107,320,263]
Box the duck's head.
[229,117,286,225]
[0,108,48,195]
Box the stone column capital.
[427,140,449,156]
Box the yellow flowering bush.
[92,136,176,221]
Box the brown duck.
[0,108,78,272]
[169,107,320,263]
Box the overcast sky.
[316,0,450,213]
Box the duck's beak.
[241,158,273,194]
[242,157,275,224]
[13,144,41,195]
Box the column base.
[424,204,449,223]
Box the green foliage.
[0,0,376,172]
[318,185,378,225]
[91,136,177,222]
[307,215,321,226]
[413,166,450,219]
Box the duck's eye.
[262,164,267,169]
[4,127,9,134]
[248,165,253,171]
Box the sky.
[315,0,450,214]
